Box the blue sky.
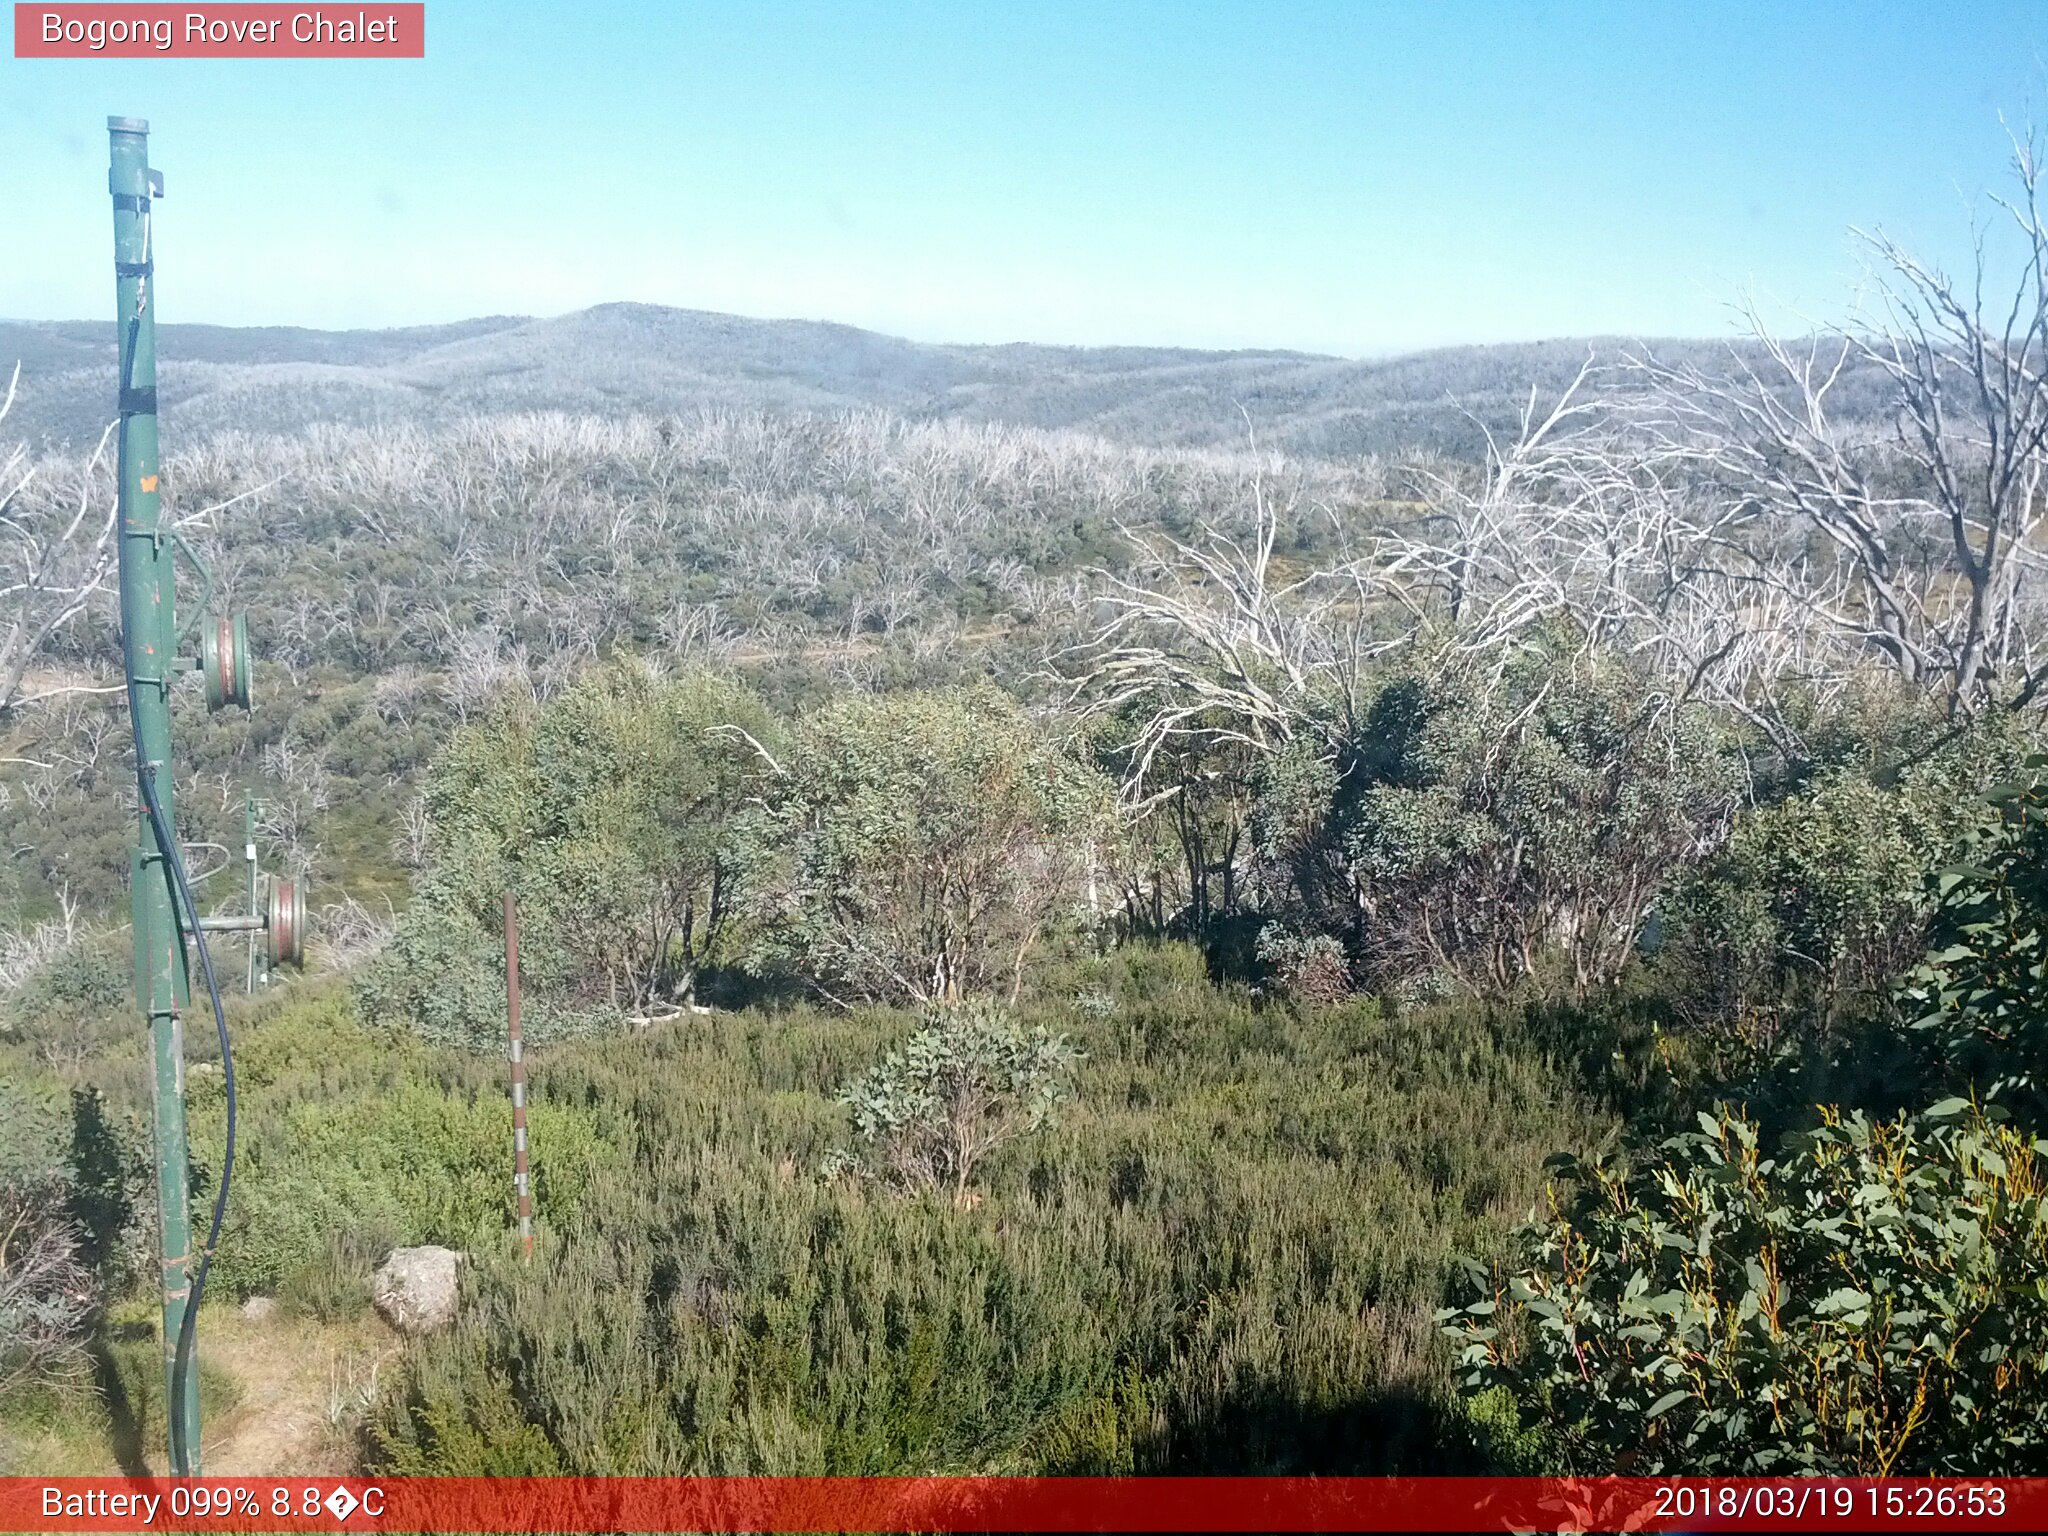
[1,1,2042,353]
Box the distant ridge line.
[0,304,1854,458]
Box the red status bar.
[4,1476,2042,1533]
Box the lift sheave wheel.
[201,612,252,711]
[266,875,306,969]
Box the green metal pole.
[109,116,202,1477]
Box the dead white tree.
[257,731,334,881]
[1377,358,1631,656]
[1068,460,1398,804]
[313,893,395,971]
[1370,361,1870,762]
[1065,348,1869,837]
[440,628,536,719]
[391,791,432,870]
[0,367,120,716]
[1632,133,2048,719]
[0,887,83,994]
[1068,362,1713,787]
[369,663,438,723]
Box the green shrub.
[370,985,1605,1475]
[0,1081,91,1396]
[830,1002,1080,1197]
[1064,940,1231,1063]
[1254,643,1740,999]
[279,1228,385,1322]
[0,1080,69,1197]
[1898,759,2048,1122]
[1445,1102,2048,1474]
[181,990,625,1299]
[1451,761,2048,1476]
[203,1082,619,1298]
[1661,713,2048,1045]
[2,932,127,1023]
[65,1086,147,1295]
[1255,925,1353,1004]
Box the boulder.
[370,1245,462,1334]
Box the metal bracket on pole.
[168,527,213,646]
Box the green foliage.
[0,1078,69,1195]
[746,685,1114,1005]
[352,896,530,1053]
[1446,1102,2048,1473]
[1258,643,1740,998]
[203,1079,618,1299]
[832,1002,1080,1196]
[182,988,625,1299]
[1440,1383,1559,1475]
[0,1081,146,1359]
[358,665,775,1047]
[0,929,130,1078]
[0,1081,91,1396]
[370,975,1603,1475]
[1666,771,1932,1042]
[5,934,127,1021]
[1254,925,1353,1004]
[1452,757,2048,1476]
[1065,940,1228,1064]
[65,1087,146,1295]
[1898,760,2048,1120]
[1663,715,2048,1043]
[278,1228,381,1322]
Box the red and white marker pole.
[504,890,533,1259]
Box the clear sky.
[1,1,2042,353]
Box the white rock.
[370,1245,463,1334]
[238,1295,278,1321]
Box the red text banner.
[2,1476,2045,1532]
[14,4,424,57]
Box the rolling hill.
[0,303,1781,458]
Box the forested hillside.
[6,156,2048,1479]
[0,305,1893,458]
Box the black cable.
[116,288,237,1476]
[138,767,236,1476]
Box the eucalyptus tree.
[746,684,1113,1006]
[357,663,777,1045]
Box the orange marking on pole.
[141,474,158,491]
